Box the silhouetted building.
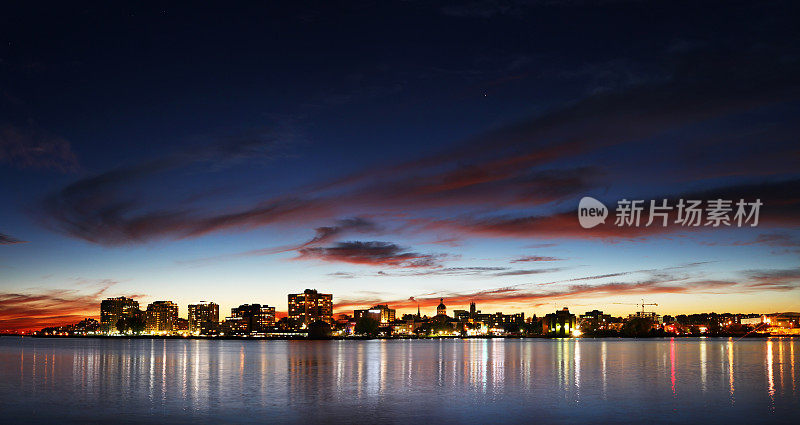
[354,304,396,323]
[628,311,662,324]
[145,301,179,333]
[437,298,447,316]
[188,302,219,335]
[354,308,381,323]
[580,310,611,333]
[74,318,100,333]
[227,303,276,335]
[487,312,524,328]
[453,309,470,320]
[463,303,524,330]
[100,296,139,332]
[544,307,577,337]
[288,289,333,325]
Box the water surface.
[1,337,797,423]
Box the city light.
[27,294,800,339]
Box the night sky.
[2,1,799,331]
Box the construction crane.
[639,300,658,314]
[612,299,658,314]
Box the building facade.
[226,303,276,335]
[288,289,333,325]
[628,311,662,324]
[100,296,140,332]
[437,298,447,316]
[145,301,179,333]
[579,310,612,333]
[354,304,396,323]
[188,302,219,335]
[544,307,577,337]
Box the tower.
[437,298,446,316]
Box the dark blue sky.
[2,1,799,330]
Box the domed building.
[436,298,446,316]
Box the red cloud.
[511,256,564,263]
[39,46,800,249]
[333,266,800,312]
[0,281,143,332]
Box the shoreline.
[2,333,787,340]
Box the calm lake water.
[0,337,797,424]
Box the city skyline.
[30,288,800,340]
[22,289,800,336]
[2,2,800,332]
[6,282,800,334]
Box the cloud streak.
[0,280,139,332]
[41,132,325,245]
[511,256,563,263]
[297,241,446,268]
[0,232,27,245]
[0,124,79,172]
[38,44,800,249]
[421,178,800,241]
[333,264,797,311]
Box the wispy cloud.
[39,44,800,248]
[333,262,796,311]
[326,265,565,278]
[511,256,563,263]
[0,280,143,331]
[334,277,734,311]
[0,232,27,245]
[0,124,79,172]
[178,217,381,265]
[419,178,800,241]
[297,241,447,268]
[41,131,319,245]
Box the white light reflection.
[700,338,707,393]
[181,342,188,400]
[574,339,581,398]
[767,339,775,412]
[192,340,200,410]
[161,339,167,401]
[601,341,607,399]
[491,339,504,392]
[380,340,387,395]
[148,339,155,401]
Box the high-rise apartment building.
[100,296,140,331]
[145,301,179,333]
[188,302,219,335]
[227,304,275,335]
[288,289,333,325]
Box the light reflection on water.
[1,337,798,424]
